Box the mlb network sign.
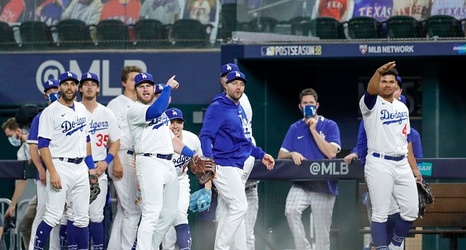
[359,44,415,54]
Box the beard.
[61,91,77,102]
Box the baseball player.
[106,65,143,250]
[78,72,122,250]
[218,63,259,250]
[278,88,341,250]
[33,71,95,250]
[27,79,66,250]
[345,95,423,249]
[127,72,197,250]
[359,61,421,249]
[2,116,31,245]
[199,70,275,250]
[161,107,203,250]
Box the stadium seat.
[289,16,312,36]
[425,15,464,38]
[132,19,168,49]
[170,19,211,48]
[96,19,129,49]
[243,16,278,33]
[19,21,55,50]
[385,15,424,39]
[345,16,383,39]
[0,21,19,50]
[218,3,239,40]
[308,17,345,39]
[56,19,95,49]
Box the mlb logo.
[359,45,368,55]
[261,46,275,56]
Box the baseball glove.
[417,181,434,218]
[89,174,101,204]
[189,155,216,184]
[189,188,212,213]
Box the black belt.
[372,152,405,162]
[137,153,173,160]
[57,157,84,164]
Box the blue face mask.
[302,105,317,118]
[48,92,60,103]
[8,135,21,147]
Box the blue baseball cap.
[58,71,79,85]
[399,95,407,105]
[396,75,402,88]
[220,63,239,76]
[165,108,184,121]
[42,79,59,93]
[225,71,247,84]
[135,72,155,86]
[155,84,164,94]
[80,72,99,85]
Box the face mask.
[48,92,60,103]
[8,135,21,147]
[302,105,317,118]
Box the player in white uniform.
[33,71,95,250]
[218,63,259,250]
[79,72,122,250]
[27,79,65,250]
[161,107,202,250]
[106,66,143,250]
[127,72,197,250]
[360,62,421,250]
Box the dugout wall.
[214,42,466,250]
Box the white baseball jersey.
[17,142,30,161]
[85,103,123,161]
[39,101,89,158]
[360,95,410,155]
[106,94,136,151]
[172,130,202,177]
[127,101,174,154]
[239,93,256,146]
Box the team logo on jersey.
[89,120,109,135]
[62,117,86,136]
[172,154,192,170]
[380,109,408,125]
[148,113,169,129]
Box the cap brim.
[60,78,79,85]
[227,77,247,83]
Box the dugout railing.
[2,159,466,250]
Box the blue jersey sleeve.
[145,85,172,121]
[27,113,41,143]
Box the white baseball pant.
[161,174,191,250]
[213,165,247,250]
[107,150,141,250]
[136,156,179,250]
[285,185,335,250]
[29,182,61,250]
[43,160,89,228]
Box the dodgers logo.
[62,117,87,136]
[359,45,368,55]
[380,109,409,125]
[172,154,192,169]
[148,114,169,130]
[89,120,109,134]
